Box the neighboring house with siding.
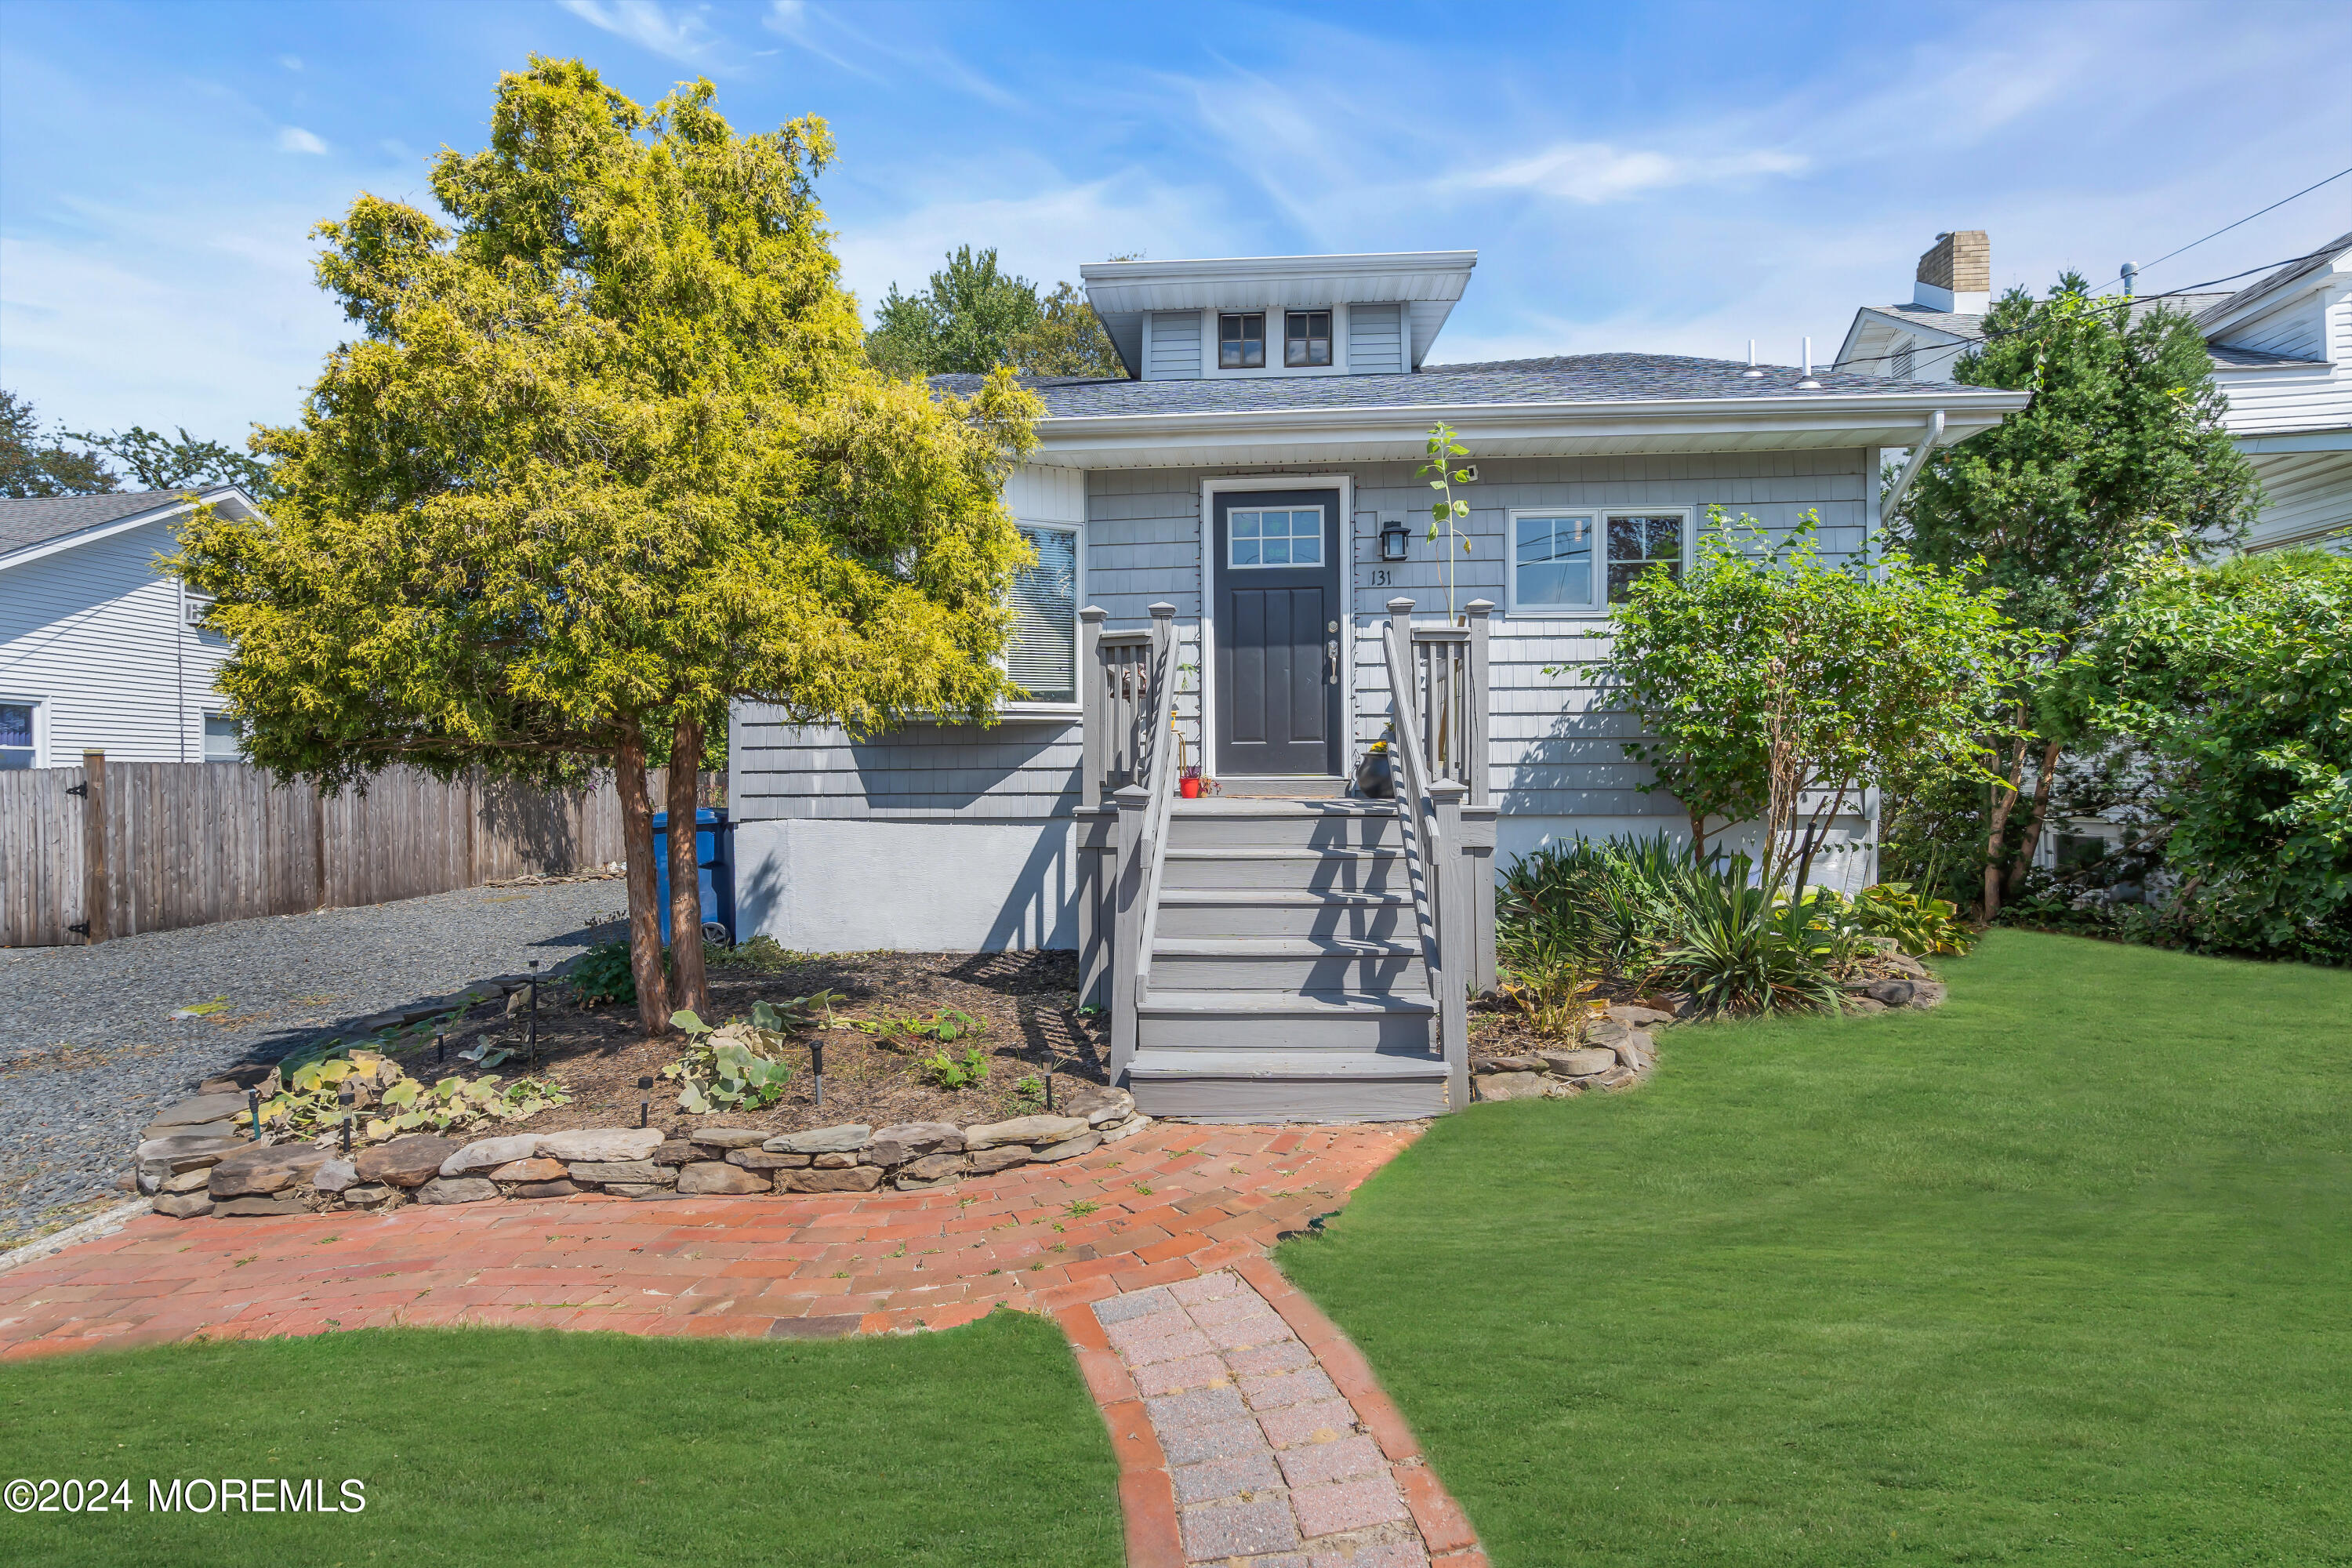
[1836,229,2352,553]
[729,249,2029,1120]
[0,488,260,770]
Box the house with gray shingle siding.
[731,249,2030,971]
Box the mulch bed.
[376,949,1107,1141]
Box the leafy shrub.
[1648,864,1846,1017]
[716,935,815,973]
[259,1049,569,1143]
[1848,882,1976,956]
[1497,934,1599,1041]
[570,941,636,1006]
[662,1000,825,1113]
[920,1045,990,1089]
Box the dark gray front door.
[1214,489,1342,775]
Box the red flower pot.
[1180,777,1201,798]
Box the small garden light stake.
[637,1076,653,1129]
[436,1031,445,1067]
[338,1083,355,1154]
[527,960,540,1067]
[811,1039,825,1107]
[247,1087,261,1139]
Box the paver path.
[0,1119,1483,1565]
[0,1123,1405,1354]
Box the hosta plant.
[1851,882,1976,956]
[662,1001,816,1113]
[920,1045,990,1090]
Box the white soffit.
[1083,251,1476,371]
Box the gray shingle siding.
[729,449,1869,827]
[1148,310,1202,379]
[1346,303,1405,375]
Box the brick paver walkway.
[0,1119,1482,1564]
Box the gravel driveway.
[0,879,628,1246]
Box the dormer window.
[1284,310,1331,367]
[1218,312,1265,368]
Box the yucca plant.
[1650,854,1845,1015]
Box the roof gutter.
[1879,409,1947,521]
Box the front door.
[1214,489,1343,775]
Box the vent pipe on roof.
[2121,261,2138,297]
[1742,339,1763,378]
[1795,336,1820,390]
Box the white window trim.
[1199,474,1356,778]
[1504,505,1695,619]
[1225,503,1329,571]
[201,708,245,763]
[1198,303,1356,379]
[0,692,48,770]
[1002,518,1085,717]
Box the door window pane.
[0,702,33,770]
[1008,526,1078,702]
[1218,312,1265,368]
[1284,310,1331,367]
[1230,509,1322,568]
[203,713,244,762]
[1606,515,1683,602]
[1513,514,1594,608]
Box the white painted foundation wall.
[735,818,1082,953]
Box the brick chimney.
[1913,230,1990,314]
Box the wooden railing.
[1085,602,1178,1076]
[1077,608,1157,808]
[1383,608,1469,1110]
[1396,598,1493,806]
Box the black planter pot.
[1353,748,1394,800]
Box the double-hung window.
[1283,310,1331,367]
[1218,312,1266,369]
[1508,508,1690,614]
[1007,524,1080,705]
[203,713,244,763]
[0,700,36,770]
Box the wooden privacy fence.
[0,757,722,948]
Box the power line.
[2118,164,2352,285]
[1831,238,2348,374]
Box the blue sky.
[3,0,2348,448]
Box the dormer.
[1080,251,1476,380]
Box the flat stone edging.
[137,1088,1151,1222]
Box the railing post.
[1147,601,1175,765]
[1079,606,1107,810]
[1109,782,1149,1080]
[1431,779,1470,1112]
[1385,597,1414,735]
[1464,599,1493,810]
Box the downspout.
[1880,409,1946,524]
[175,574,187,763]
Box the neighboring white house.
[1836,230,2352,552]
[0,487,260,768]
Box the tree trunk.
[2005,739,2066,899]
[615,725,671,1036]
[1981,724,2030,920]
[666,713,710,1020]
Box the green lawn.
[1280,930,2352,1567]
[0,1308,1120,1568]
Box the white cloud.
[1465,143,1807,204]
[277,54,302,72]
[764,1,1018,107]
[558,0,719,67]
[276,126,328,155]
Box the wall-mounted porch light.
[1378,517,1410,561]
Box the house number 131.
[1368,568,1394,586]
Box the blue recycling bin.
[652,807,736,946]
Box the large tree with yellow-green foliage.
[175,59,1040,1033]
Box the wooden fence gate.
[0,756,720,948]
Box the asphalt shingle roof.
[2198,230,2352,325]
[0,490,193,557]
[935,353,1962,419]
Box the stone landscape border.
[140,1084,1148,1221]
